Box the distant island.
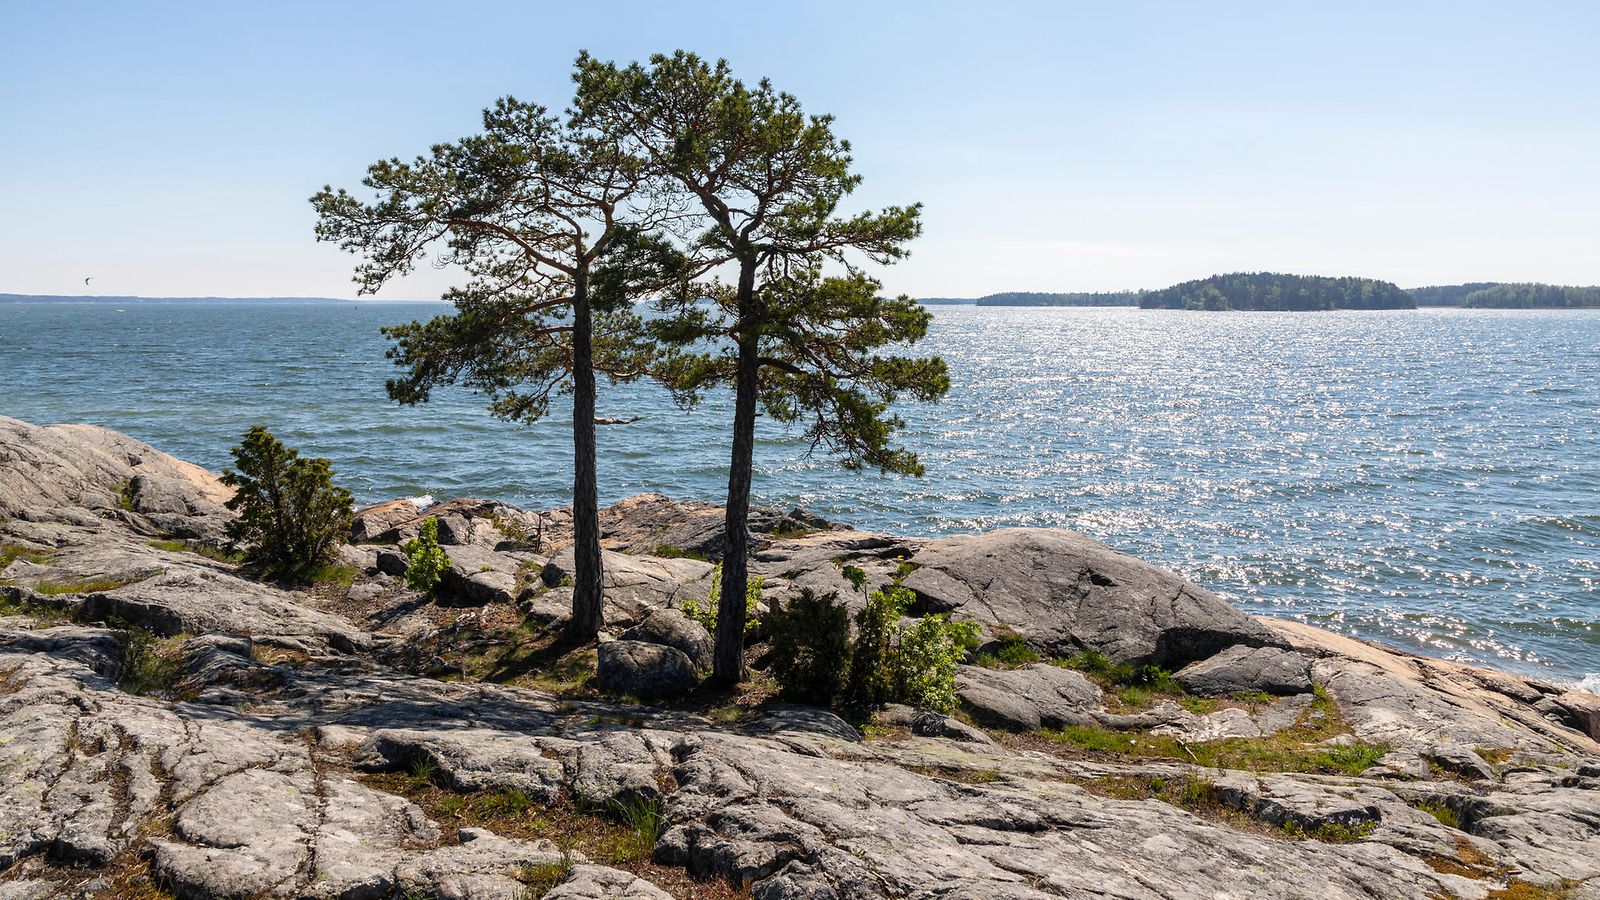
[1406,283,1502,306]
[1407,283,1600,308]
[0,293,355,304]
[1138,273,1415,311]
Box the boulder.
[350,499,421,543]
[1175,644,1314,696]
[620,608,713,671]
[0,416,230,537]
[544,865,672,899]
[955,663,1101,731]
[594,641,698,699]
[437,544,537,607]
[80,568,367,652]
[903,528,1286,666]
[375,548,409,577]
[1550,691,1600,742]
[535,549,714,626]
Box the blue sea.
[3,300,1597,689]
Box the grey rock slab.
[1428,742,1500,781]
[1174,644,1314,696]
[956,663,1101,731]
[540,548,714,627]
[82,566,369,652]
[595,640,698,699]
[545,864,674,900]
[902,528,1286,666]
[1152,706,1262,742]
[351,498,424,543]
[0,416,231,537]
[620,608,713,672]
[597,492,837,561]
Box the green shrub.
[403,518,451,595]
[845,585,911,706]
[892,614,981,713]
[679,563,760,634]
[119,629,189,697]
[220,426,355,584]
[974,634,1040,669]
[768,589,852,705]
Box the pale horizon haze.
[3,1,1597,299]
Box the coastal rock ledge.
[1,415,1598,899]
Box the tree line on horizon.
[310,51,949,685]
[921,276,1600,309]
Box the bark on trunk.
[712,262,760,684]
[567,272,605,642]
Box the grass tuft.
[119,629,191,697]
[35,574,147,595]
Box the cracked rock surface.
[3,417,1599,899]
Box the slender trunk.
[713,261,760,684]
[568,270,605,642]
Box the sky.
[2,1,1597,299]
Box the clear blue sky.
[3,1,1597,298]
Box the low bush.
[679,563,760,635]
[774,576,980,714]
[844,583,907,706]
[892,613,980,712]
[402,518,451,595]
[221,426,354,584]
[768,589,852,705]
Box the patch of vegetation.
[1476,746,1515,766]
[770,576,979,714]
[361,773,727,893]
[767,588,852,705]
[1413,799,1462,830]
[220,425,355,584]
[973,634,1040,669]
[893,612,981,712]
[1280,819,1377,843]
[652,544,709,562]
[117,480,136,512]
[1487,880,1579,900]
[516,853,577,895]
[679,563,760,635]
[894,560,919,578]
[1421,837,1509,880]
[119,629,191,698]
[1053,647,1188,711]
[310,563,358,589]
[1037,687,1388,777]
[250,643,310,667]
[0,588,75,625]
[0,542,55,571]
[34,574,148,595]
[402,517,451,595]
[147,538,242,564]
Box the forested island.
[1137,273,1415,311]
[1406,283,1501,306]
[1406,283,1600,308]
[1456,283,1600,308]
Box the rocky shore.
[1,414,1597,899]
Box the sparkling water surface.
[3,301,1597,688]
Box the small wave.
[406,494,436,510]
[1576,673,1600,696]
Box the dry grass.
[363,772,747,899]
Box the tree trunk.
[567,271,605,642]
[712,261,760,684]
